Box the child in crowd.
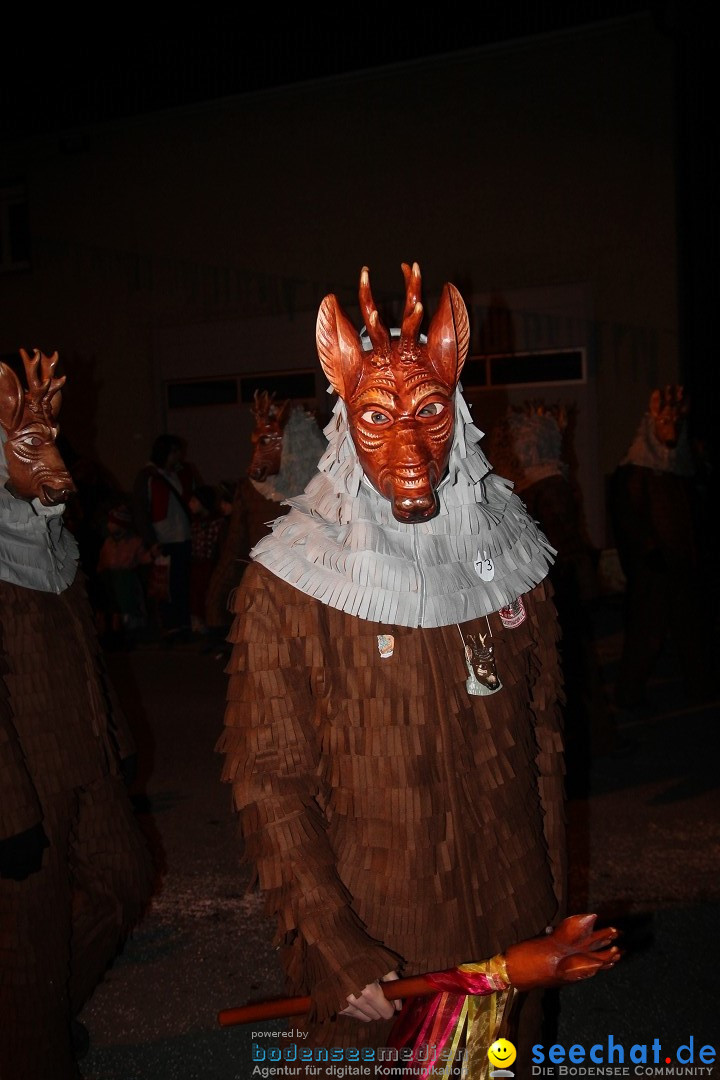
[96,504,153,648]
[189,485,226,635]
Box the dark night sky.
[2,4,657,140]
[3,2,715,449]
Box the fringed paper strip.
[0,491,78,593]
[251,392,555,628]
[217,563,565,1057]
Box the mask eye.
[360,409,391,425]
[417,401,445,418]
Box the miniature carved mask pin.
[464,631,502,696]
[316,262,470,523]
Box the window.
[167,379,238,408]
[165,370,317,409]
[462,348,586,389]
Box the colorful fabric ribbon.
[387,957,511,1080]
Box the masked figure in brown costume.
[608,385,712,713]
[0,349,154,1080]
[485,402,620,794]
[205,391,326,638]
[218,266,619,1078]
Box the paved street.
[79,597,720,1079]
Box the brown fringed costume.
[218,266,567,1078]
[0,350,154,1080]
[220,566,564,1054]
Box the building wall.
[1,14,677,544]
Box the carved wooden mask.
[0,348,75,505]
[247,390,292,482]
[649,385,688,449]
[316,262,469,522]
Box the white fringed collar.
[0,489,78,593]
[251,391,556,629]
[0,430,78,593]
[620,413,695,476]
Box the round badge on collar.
[474,551,495,582]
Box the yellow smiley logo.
[488,1038,517,1069]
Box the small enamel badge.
[499,596,526,629]
[473,550,495,582]
[377,634,395,659]
[464,633,503,696]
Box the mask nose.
[40,480,76,506]
[391,491,439,523]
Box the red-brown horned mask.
[0,348,75,506]
[649,384,688,449]
[316,262,470,523]
[247,390,292,483]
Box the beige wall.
[1,14,677,542]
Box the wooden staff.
[217,914,621,1028]
[218,972,438,1027]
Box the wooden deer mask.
[649,384,688,449]
[0,348,75,505]
[316,262,469,523]
[247,389,292,482]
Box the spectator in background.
[96,504,152,650]
[58,436,124,622]
[216,481,235,549]
[188,484,226,636]
[132,434,197,643]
